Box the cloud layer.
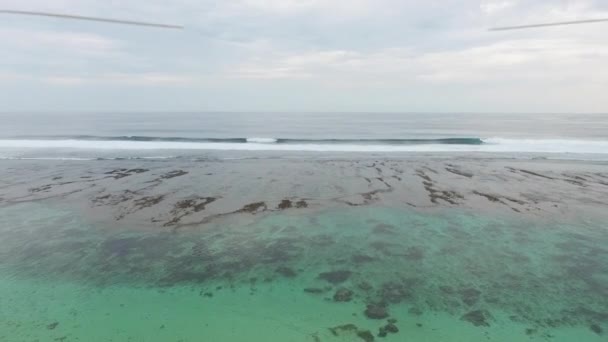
[1,0,607,112]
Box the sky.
[1,0,608,113]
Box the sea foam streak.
[1,137,608,154]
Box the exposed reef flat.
[1,157,607,228]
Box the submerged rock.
[380,281,411,304]
[385,323,399,333]
[318,270,352,284]
[358,281,373,291]
[590,323,603,335]
[461,310,492,327]
[365,304,389,319]
[329,324,358,336]
[277,200,292,209]
[304,287,325,294]
[439,285,454,294]
[239,202,267,213]
[275,266,297,278]
[329,324,375,342]
[459,288,481,306]
[357,330,375,342]
[333,288,354,302]
[352,254,375,264]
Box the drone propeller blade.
[0,9,183,29]
[489,18,608,31]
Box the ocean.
[1,112,607,159]
[0,112,607,342]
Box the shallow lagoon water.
[0,202,607,342]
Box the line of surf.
[0,138,607,154]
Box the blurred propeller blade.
[489,18,608,31]
[0,9,184,29]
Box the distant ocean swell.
[0,136,607,155]
[6,135,485,145]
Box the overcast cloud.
[1,0,607,112]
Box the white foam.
[246,137,277,143]
[0,138,607,154]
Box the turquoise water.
[0,202,606,341]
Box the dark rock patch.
[329,324,358,336]
[377,322,399,337]
[133,195,165,211]
[403,246,425,261]
[239,202,267,213]
[333,288,353,302]
[525,328,537,335]
[357,330,375,342]
[304,287,326,294]
[275,266,297,278]
[515,168,555,180]
[439,285,455,294]
[318,270,352,284]
[163,197,217,226]
[385,323,399,333]
[408,307,423,316]
[372,223,396,235]
[29,184,52,193]
[161,170,188,179]
[358,281,373,291]
[446,167,473,178]
[365,304,389,319]
[277,200,292,209]
[175,197,216,212]
[352,254,375,264]
[416,170,433,182]
[590,323,602,335]
[473,191,502,203]
[380,282,411,304]
[128,168,148,174]
[459,288,481,306]
[461,310,492,327]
